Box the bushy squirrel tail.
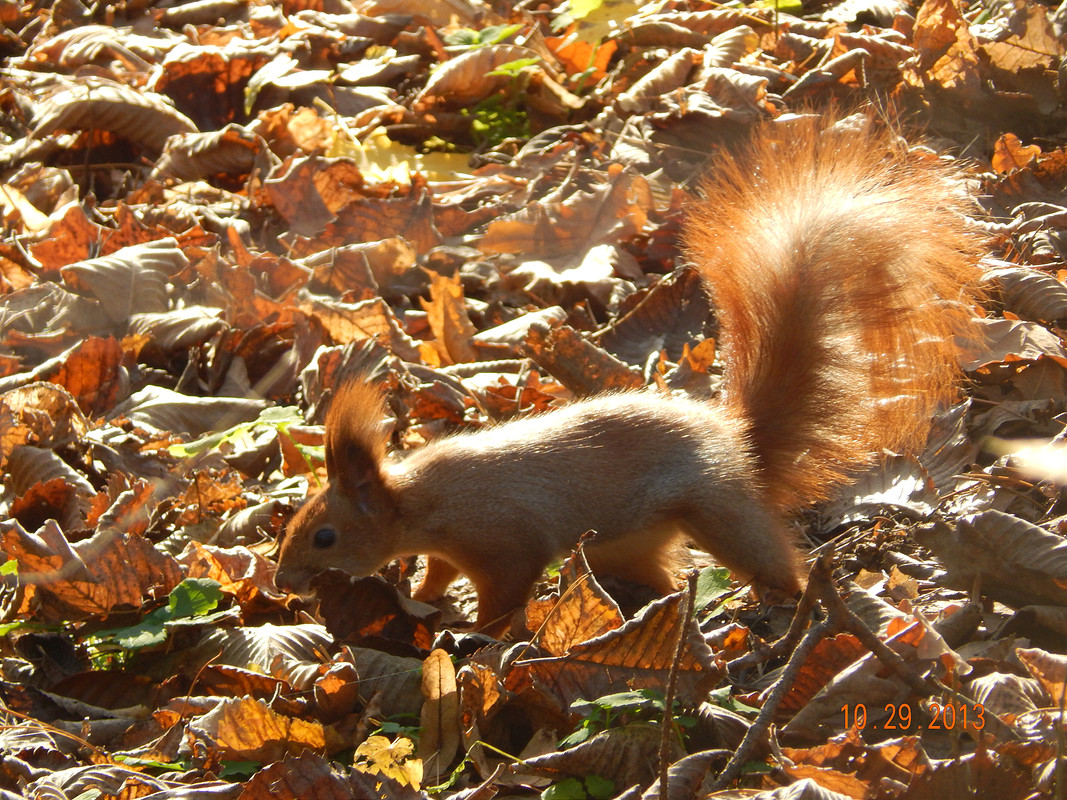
[684,115,984,511]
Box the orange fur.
[274,115,984,635]
[685,115,981,510]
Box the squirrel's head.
[274,381,397,594]
[274,477,398,594]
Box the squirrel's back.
[684,114,984,510]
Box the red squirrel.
[274,115,983,633]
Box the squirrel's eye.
[312,526,337,549]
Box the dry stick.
[711,619,833,791]
[726,575,820,674]
[709,556,834,792]
[659,571,699,800]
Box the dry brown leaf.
[241,752,365,799]
[179,542,283,611]
[420,271,477,364]
[1,519,182,622]
[457,661,505,728]
[904,0,982,96]
[515,591,721,710]
[992,133,1042,174]
[26,24,163,70]
[479,173,652,259]
[595,267,710,366]
[314,572,437,651]
[904,748,1031,799]
[152,124,277,184]
[983,266,1067,322]
[963,317,1067,370]
[919,511,1067,608]
[0,383,88,472]
[297,191,443,255]
[111,386,268,436]
[347,646,426,720]
[32,82,198,152]
[192,664,292,703]
[527,547,624,655]
[518,724,680,794]
[128,306,228,354]
[190,696,326,762]
[312,661,361,723]
[152,45,264,131]
[777,634,867,716]
[418,648,461,782]
[525,323,644,396]
[782,730,929,797]
[302,238,418,296]
[968,671,1046,719]
[980,3,1060,72]
[266,157,368,235]
[782,621,940,740]
[1015,647,1067,706]
[22,336,125,416]
[417,45,543,109]
[61,239,184,325]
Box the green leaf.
[751,0,803,11]
[584,775,615,800]
[114,755,186,772]
[487,57,540,77]
[558,723,594,748]
[88,578,224,654]
[168,577,223,618]
[572,689,664,715]
[1,559,17,576]
[694,566,732,611]
[709,686,759,715]
[444,23,522,48]
[542,777,587,800]
[220,761,261,780]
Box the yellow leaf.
[354,736,423,790]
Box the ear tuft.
[324,382,391,497]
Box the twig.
[659,571,698,800]
[711,617,832,791]
[710,556,836,792]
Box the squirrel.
[274,114,984,635]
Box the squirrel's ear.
[324,382,393,513]
[332,439,390,514]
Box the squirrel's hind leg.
[412,556,460,602]
[583,525,685,594]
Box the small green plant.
[560,689,695,748]
[443,23,523,48]
[708,685,759,716]
[86,578,226,668]
[371,714,423,740]
[464,94,531,148]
